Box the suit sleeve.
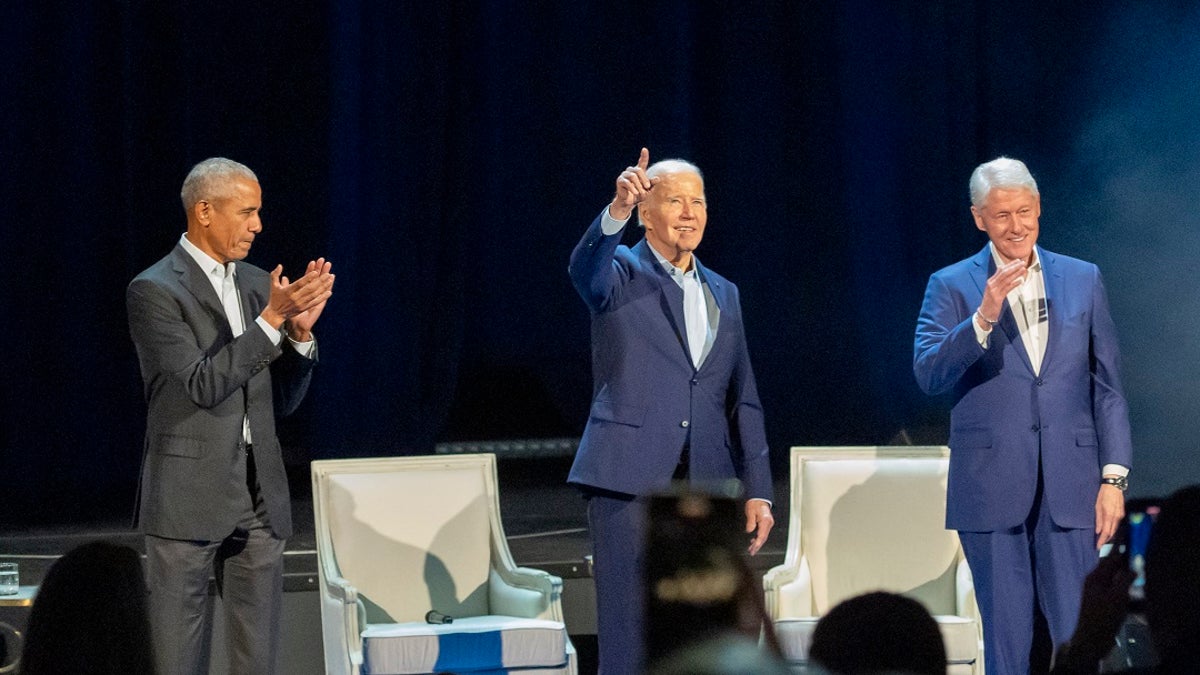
[272,341,317,418]
[727,286,773,502]
[127,277,282,409]
[913,272,988,396]
[568,210,630,312]
[1088,268,1133,469]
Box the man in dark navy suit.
[914,157,1132,675]
[569,148,774,674]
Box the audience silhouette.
[810,591,947,675]
[19,541,155,675]
[644,490,788,674]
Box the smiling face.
[189,177,263,264]
[972,186,1040,265]
[640,171,707,269]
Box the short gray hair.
[969,156,1038,207]
[180,157,258,212]
[637,159,704,227]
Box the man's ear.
[194,200,211,225]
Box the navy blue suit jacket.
[914,245,1132,531]
[568,212,772,502]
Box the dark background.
[2,2,1197,527]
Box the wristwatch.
[1101,475,1128,492]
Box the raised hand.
[978,258,1026,326]
[285,259,334,341]
[609,147,661,221]
[260,258,335,333]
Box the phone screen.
[1125,502,1160,605]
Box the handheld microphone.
[425,610,454,624]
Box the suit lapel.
[635,240,693,365]
[171,245,225,320]
[1039,247,1063,373]
[233,262,262,330]
[967,245,991,297]
[694,258,722,369]
[998,307,1035,375]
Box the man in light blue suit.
[569,148,774,674]
[914,157,1132,675]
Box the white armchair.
[312,453,577,675]
[762,446,982,674]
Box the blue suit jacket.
[914,245,1132,531]
[568,212,773,501]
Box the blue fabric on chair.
[361,616,569,674]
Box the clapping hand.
[261,258,335,340]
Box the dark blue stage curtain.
[2,1,1198,525]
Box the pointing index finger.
[637,147,649,171]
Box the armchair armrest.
[955,557,978,620]
[489,566,564,621]
[763,555,813,619]
[321,575,365,673]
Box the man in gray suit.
[127,157,334,675]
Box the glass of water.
[0,563,17,595]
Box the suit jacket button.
[690,378,698,385]
[1031,424,1040,432]
[1036,378,1044,386]
[681,420,689,428]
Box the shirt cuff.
[255,316,282,346]
[600,206,629,235]
[1102,464,1129,478]
[972,313,992,348]
[288,334,316,358]
[748,497,773,507]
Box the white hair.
[969,156,1038,207]
[646,159,703,181]
[637,159,704,227]
[180,157,258,212]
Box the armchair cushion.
[361,616,568,675]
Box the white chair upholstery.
[312,454,577,675]
[762,446,982,675]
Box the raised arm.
[913,272,986,395]
[568,148,662,311]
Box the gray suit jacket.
[127,244,315,540]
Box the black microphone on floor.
[425,609,454,624]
